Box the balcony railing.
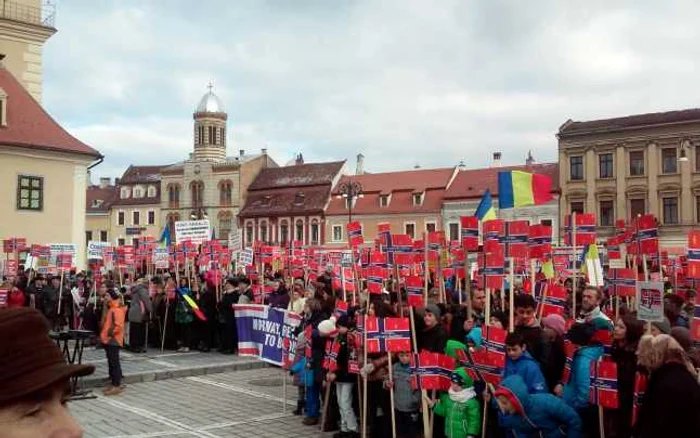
[0,1,56,28]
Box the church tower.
[0,0,57,101]
[193,84,227,161]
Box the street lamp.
[335,181,363,222]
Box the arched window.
[218,211,233,241]
[168,184,181,207]
[245,223,254,246]
[167,213,180,241]
[190,181,204,208]
[311,219,319,245]
[279,220,289,245]
[219,180,232,205]
[259,220,268,243]
[295,219,304,243]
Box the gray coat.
[128,284,152,323]
[391,362,421,413]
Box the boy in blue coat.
[489,375,582,438]
[503,331,548,394]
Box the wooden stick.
[571,212,577,319]
[387,353,397,438]
[423,232,429,305]
[466,251,473,319]
[320,380,332,432]
[481,398,488,438]
[410,308,431,438]
[509,257,515,332]
[485,287,491,326]
[282,368,287,414]
[599,405,605,438]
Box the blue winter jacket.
[496,375,583,438]
[290,357,314,387]
[503,351,548,394]
[563,345,604,410]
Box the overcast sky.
[43,0,700,181]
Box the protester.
[649,317,671,336]
[429,367,481,438]
[418,303,448,353]
[540,314,567,392]
[578,286,613,331]
[300,297,327,426]
[218,278,239,354]
[238,278,253,304]
[664,293,689,328]
[101,284,126,395]
[195,276,218,351]
[611,313,645,438]
[513,294,548,368]
[670,325,700,368]
[127,277,151,353]
[288,281,306,315]
[385,350,421,438]
[175,278,194,352]
[489,375,582,438]
[503,331,548,394]
[634,334,700,438]
[0,307,95,437]
[326,314,359,438]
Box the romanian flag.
[176,288,207,321]
[497,170,553,209]
[475,189,497,221]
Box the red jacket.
[7,288,25,308]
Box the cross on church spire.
[207,81,214,93]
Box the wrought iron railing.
[0,1,55,28]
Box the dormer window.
[0,87,6,127]
[120,187,130,199]
[294,192,305,205]
[413,192,424,206]
[133,187,143,198]
[380,195,390,207]
[91,199,104,208]
[261,195,272,207]
[147,186,157,197]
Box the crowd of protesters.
[2,263,700,438]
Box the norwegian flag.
[333,300,349,319]
[281,334,296,370]
[342,267,356,292]
[56,253,72,270]
[632,214,659,255]
[632,372,647,427]
[483,325,507,354]
[0,289,7,308]
[394,253,415,277]
[377,223,391,248]
[347,221,364,247]
[504,220,529,259]
[460,216,479,251]
[640,287,662,312]
[688,231,700,279]
[389,234,414,254]
[564,213,596,246]
[182,241,198,260]
[609,269,636,298]
[482,219,505,243]
[427,231,445,263]
[461,347,504,386]
[480,239,504,290]
[692,302,700,347]
[303,325,313,359]
[369,251,389,269]
[590,360,619,409]
[366,266,386,294]
[405,275,424,307]
[365,317,411,353]
[2,237,27,253]
[528,224,552,260]
[30,244,49,258]
[606,235,624,261]
[563,340,575,383]
[323,338,341,372]
[410,351,455,391]
[540,283,567,317]
[115,246,134,268]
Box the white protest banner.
[239,248,253,266]
[48,243,76,267]
[87,241,111,260]
[175,219,210,244]
[637,281,664,322]
[228,229,242,252]
[153,247,170,269]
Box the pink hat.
[542,314,566,337]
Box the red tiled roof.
[326,167,456,216]
[119,165,166,184]
[247,161,346,190]
[559,108,700,136]
[443,163,559,200]
[86,185,118,213]
[239,186,331,218]
[0,67,101,157]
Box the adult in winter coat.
[634,334,700,438]
[610,314,644,438]
[218,278,239,354]
[299,298,328,425]
[100,288,126,395]
[128,279,152,352]
[430,368,481,438]
[492,375,582,438]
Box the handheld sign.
[175,219,211,245]
[636,281,664,322]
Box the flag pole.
[387,352,397,438]
[571,212,577,319]
[508,257,515,332]
[409,301,431,438]
[423,232,429,305]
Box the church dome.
[195,88,225,113]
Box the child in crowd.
[101,285,126,396]
[291,331,307,415]
[428,367,481,438]
[385,351,421,438]
[503,331,548,394]
[491,375,582,438]
[326,315,359,438]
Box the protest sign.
[5,260,18,277]
[87,241,111,260]
[48,243,76,267]
[637,281,664,322]
[175,219,210,244]
[239,248,253,267]
[228,229,242,252]
[0,289,7,308]
[234,304,302,366]
[153,247,169,269]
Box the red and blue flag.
[410,351,455,391]
[608,268,636,298]
[460,216,479,251]
[564,213,596,246]
[365,317,411,353]
[504,220,529,259]
[590,360,619,409]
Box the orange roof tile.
[0,66,101,157]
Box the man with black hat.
[0,307,94,436]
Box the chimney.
[525,150,535,166]
[295,153,304,165]
[356,153,365,175]
[458,160,466,170]
[239,149,245,157]
[492,152,502,168]
[99,177,111,189]
[115,178,121,185]
[414,164,421,169]
[261,147,267,155]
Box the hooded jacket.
[433,368,481,438]
[503,350,548,394]
[496,375,582,438]
[128,283,152,323]
[563,344,604,410]
[101,299,126,347]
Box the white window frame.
[116,210,125,226]
[424,220,438,232]
[120,188,130,199]
[404,221,417,239]
[380,194,391,207]
[147,209,156,225]
[132,210,140,226]
[147,186,157,197]
[332,224,343,242]
[412,192,424,206]
[447,221,459,242]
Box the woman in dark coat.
[611,313,645,438]
[634,334,700,438]
[300,297,328,426]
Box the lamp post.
[336,181,363,223]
